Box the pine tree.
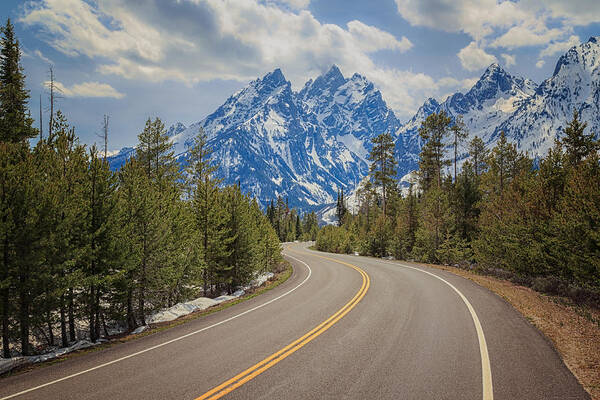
[336,188,348,226]
[482,131,530,196]
[368,133,397,217]
[0,141,30,356]
[37,111,87,347]
[561,110,599,166]
[418,111,451,191]
[84,146,119,341]
[0,19,37,143]
[186,128,229,297]
[468,136,488,178]
[222,185,255,292]
[115,158,147,329]
[295,213,302,239]
[2,146,43,355]
[451,115,468,184]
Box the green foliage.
[0,115,281,353]
[0,26,281,355]
[561,110,599,167]
[418,111,452,191]
[0,19,37,143]
[318,110,599,302]
[316,225,354,254]
[369,133,397,216]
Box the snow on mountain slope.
[395,63,538,177]
[108,66,399,210]
[107,38,599,217]
[399,37,599,177]
[498,36,600,157]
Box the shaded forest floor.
[1,261,292,379]
[424,263,600,400]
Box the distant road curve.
[0,243,589,399]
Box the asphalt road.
[0,243,590,399]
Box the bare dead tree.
[96,115,110,160]
[39,94,43,141]
[48,66,55,138]
[103,115,109,160]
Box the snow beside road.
[0,271,274,375]
[147,272,273,324]
[0,340,103,375]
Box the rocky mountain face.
[402,36,599,168]
[108,37,599,214]
[109,66,401,210]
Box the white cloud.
[539,35,580,58]
[458,41,498,71]
[395,0,530,40]
[490,24,566,49]
[500,53,516,67]
[395,0,600,70]
[536,60,545,68]
[347,20,413,53]
[538,0,600,26]
[20,0,425,117]
[34,49,54,65]
[395,0,600,43]
[45,80,125,99]
[270,0,310,10]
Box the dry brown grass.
[424,263,600,400]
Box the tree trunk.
[68,287,75,341]
[19,276,30,356]
[126,284,136,330]
[89,284,96,342]
[46,310,55,347]
[2,234,10,358]
[60,294,68,347]
[139,251,147,326]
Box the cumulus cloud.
[539,0,600,26]
[269,0,310,10]
[536,60,545,68]
[500,53,516,67]
[45,80,125,99]
[19,0,428,117]
[395,0,530,40]
[20,0,413,85]
[458,42,498,71]
[395,0,600,71]
[490,24,566,49]
[34,49,54,65]
[539,35,580,58]
[347,20,413,53]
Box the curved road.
[0,243,589,399]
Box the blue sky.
[1,0,599,151]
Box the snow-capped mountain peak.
[553,36,600,77]
[108,40,599,217]
[109,66,398,210]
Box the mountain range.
[108,36,600,214]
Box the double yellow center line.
[195,251,370,400]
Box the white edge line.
[376,258,494,400]
[1,252,312,400]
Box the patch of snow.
[131,325,148,334]
[336,134,368,163]
[0,340,103,375]
[146,272,274,324]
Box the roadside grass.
[421,262,600,400]
[1,261,292,379]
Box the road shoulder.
[0,262,293,380]
[420,262,599,400]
